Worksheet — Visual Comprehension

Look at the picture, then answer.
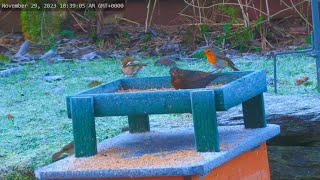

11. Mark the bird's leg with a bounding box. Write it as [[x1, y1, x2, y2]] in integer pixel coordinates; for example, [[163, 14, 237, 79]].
[[125, 75, 133, 78], [217, 68, 225, 73], [211, 69, 223, 73], [210, 69, 220, 73]]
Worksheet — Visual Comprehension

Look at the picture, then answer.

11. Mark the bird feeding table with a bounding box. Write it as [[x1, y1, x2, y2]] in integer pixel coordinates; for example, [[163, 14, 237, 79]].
[[66, 70, 267, 157]]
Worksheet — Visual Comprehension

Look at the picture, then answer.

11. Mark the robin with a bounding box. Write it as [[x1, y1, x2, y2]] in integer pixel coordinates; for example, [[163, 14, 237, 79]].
[[204, 49, 239, 71], [121, 57, 147, 77], [169, 67, 225, 89]]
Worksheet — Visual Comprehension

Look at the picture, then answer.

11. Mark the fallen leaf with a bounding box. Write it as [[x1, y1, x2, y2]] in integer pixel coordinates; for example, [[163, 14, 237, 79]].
[[88, 80, 102, 88], [6, 114, 13, 119], [295, 76, 309, 86]]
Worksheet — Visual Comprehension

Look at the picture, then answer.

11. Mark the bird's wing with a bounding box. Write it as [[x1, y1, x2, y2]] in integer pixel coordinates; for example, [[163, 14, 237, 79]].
[[182, 70, 211, 82], [217, 53, 236, 66]]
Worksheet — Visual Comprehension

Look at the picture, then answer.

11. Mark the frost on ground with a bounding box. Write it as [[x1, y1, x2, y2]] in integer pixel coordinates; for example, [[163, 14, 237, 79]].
[[0, 53, 318, 178]]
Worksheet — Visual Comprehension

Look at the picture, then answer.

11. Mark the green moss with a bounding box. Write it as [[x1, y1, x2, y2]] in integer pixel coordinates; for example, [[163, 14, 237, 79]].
[[4, 169, 35, 180], [0, 54, 10, 63], [199, 25, 209, 34], [305, 34, 312, 44], [19, 0, 65, 41], [60, 29, 75, 38], [43, 37, 58, 51]]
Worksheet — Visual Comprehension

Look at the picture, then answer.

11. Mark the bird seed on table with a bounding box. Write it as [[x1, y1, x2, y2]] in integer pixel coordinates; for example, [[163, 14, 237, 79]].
[[116, 84, 223, 93], [65, 148, 204, 170]]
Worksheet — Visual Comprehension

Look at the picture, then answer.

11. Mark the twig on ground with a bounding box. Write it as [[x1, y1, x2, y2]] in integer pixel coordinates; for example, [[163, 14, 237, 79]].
[[14, 40, 30, 58], [0, 67, 25, 77], [117, 17, 140, 26]]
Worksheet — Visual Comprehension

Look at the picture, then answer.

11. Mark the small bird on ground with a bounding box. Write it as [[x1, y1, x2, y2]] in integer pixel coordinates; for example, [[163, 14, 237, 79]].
[[169, 67, 225, 89], [203, 49, 239, 71], [52, 141, 74, 162], [121, 57, 147, 77]]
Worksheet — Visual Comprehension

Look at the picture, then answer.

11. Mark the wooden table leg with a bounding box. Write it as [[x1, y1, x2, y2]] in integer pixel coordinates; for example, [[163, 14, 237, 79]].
[[128, 114, 150, 133], [191, 90, 220, 152], [242, 93, 267, 128], [70, 97, 97, 157]]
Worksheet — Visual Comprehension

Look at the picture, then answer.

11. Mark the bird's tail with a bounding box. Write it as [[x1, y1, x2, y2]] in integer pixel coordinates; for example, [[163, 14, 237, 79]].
[[207, 73, 223, 83], [208, 73, 233, 83], [52, 141, 74, 161], [52, 151, 63, 162], [229, 63, 239, 71]]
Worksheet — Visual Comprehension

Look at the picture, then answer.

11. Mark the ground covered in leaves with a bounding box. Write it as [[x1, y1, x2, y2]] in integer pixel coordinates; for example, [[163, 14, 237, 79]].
[[0, 52, 318, 179]]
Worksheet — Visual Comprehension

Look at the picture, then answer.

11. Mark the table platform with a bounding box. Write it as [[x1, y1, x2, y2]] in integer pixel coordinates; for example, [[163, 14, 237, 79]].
[[35, 124, 280, 180]]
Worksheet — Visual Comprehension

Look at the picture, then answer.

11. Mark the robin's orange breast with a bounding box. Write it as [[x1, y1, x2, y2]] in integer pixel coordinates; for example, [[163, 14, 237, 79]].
[[205, 51, 217, 65]]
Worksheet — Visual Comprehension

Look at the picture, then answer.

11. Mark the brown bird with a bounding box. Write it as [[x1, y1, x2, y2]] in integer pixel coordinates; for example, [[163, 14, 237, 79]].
[[169, 67, 224, 89], [121, 57, 147, 77], [52, 141, 74, 162], [204, 49, 239, 71]]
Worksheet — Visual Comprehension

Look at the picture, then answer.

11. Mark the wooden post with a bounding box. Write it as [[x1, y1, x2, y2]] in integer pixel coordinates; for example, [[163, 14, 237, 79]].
[[311, 0, 320, 87], [242, 93, 266, 128], [70, 97, 97, 157], [190, 90, 220, 152], [128, 114, 150, 133]]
